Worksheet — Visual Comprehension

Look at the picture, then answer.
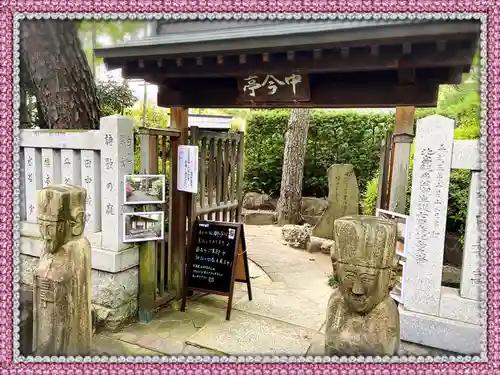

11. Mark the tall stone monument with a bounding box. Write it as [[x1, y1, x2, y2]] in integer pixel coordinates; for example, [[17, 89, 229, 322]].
[[33, 184, 92, 356], [312, 164, 359, 240], [324, 215, 400, 357]]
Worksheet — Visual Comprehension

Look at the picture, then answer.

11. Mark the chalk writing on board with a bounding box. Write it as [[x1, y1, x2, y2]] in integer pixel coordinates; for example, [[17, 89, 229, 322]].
[[188, 223, 239, 293], [104, 134, 114, 146]]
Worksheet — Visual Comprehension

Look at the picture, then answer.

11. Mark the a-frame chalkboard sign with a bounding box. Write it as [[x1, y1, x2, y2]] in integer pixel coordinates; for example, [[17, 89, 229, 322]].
[[181, 220, 252, 320]]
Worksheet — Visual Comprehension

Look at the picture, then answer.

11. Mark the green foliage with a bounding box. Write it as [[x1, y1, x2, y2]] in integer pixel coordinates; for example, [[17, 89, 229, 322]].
[[124, 105, 170, 128], [362, 176, 379, 215], [78, 20, 146, 66], [244, 109, 393, 197], [327, 273, 339, 287], [96, 80, 137, 117]]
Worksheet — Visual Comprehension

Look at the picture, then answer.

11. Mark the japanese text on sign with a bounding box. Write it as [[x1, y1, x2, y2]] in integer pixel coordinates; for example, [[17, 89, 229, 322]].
[[243, 74, 302, 97], [177, 145, 199, 194]]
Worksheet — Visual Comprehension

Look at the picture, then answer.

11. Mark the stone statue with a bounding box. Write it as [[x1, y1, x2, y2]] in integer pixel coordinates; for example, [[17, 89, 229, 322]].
[[324, 215, 400, 357], [33, 185, 92, 356]]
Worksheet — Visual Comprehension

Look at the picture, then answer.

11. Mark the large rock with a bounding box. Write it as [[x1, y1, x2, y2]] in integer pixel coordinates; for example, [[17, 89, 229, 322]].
[[242, 192, 277, 211], [243, 210, 277, 225], [282, 224, 313, 249], [308, 236, 335, 255], [312, 165, 360, 240], [301, 197, 328, 226], [301, 197, 328, 216]]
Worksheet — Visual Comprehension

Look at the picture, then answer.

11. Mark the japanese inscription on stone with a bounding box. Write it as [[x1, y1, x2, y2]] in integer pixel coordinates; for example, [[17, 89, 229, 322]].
[[238, 74, 310, 102]]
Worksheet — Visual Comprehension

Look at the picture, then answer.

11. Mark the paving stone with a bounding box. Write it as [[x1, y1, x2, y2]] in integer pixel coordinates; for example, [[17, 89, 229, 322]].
[[234, 288, 327, 331], [92, 334, 163, 356], [185, 310, 318, 356]]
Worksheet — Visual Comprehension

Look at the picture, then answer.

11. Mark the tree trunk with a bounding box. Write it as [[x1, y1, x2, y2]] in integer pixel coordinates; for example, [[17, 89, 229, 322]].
[[20, 20, 100, 130], [276, 108, 311, 226]]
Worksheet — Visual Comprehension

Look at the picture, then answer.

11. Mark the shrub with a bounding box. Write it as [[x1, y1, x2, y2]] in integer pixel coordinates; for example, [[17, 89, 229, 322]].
[[244, 109, 393, 197]]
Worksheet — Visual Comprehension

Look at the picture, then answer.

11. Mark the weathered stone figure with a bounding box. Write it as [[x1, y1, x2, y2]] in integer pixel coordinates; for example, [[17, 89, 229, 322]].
[[324, 215, 400, 357], [33, 185, 92, 356]]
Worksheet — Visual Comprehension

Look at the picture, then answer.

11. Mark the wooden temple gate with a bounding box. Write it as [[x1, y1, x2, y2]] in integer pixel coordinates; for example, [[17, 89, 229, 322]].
[[95, 18, 481, 350], [136, 123, 244, 320]]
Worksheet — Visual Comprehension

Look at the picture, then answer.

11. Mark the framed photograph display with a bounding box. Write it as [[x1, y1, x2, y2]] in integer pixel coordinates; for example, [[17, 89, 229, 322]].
[[124, 175, 166, 205], [123, 211, 165, 243]]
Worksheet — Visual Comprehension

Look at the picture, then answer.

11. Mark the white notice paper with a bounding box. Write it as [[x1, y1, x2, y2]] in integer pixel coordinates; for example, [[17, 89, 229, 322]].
[[177, 145, 199, 194]]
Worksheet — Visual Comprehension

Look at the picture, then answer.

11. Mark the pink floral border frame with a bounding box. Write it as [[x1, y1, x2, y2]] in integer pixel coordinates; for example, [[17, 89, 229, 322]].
[[1, 2, 498, 373]]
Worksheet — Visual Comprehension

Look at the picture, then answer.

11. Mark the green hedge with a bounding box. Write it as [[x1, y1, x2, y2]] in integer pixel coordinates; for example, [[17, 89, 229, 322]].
[[244, 109, 393, 197]]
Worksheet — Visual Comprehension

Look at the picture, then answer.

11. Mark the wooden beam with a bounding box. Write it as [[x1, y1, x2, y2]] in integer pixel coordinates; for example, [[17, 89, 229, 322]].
[[158, 81, 439, 108], [388, 106, 415, 214], [122, 44, 475, 79], [168, 108, 189, 300]]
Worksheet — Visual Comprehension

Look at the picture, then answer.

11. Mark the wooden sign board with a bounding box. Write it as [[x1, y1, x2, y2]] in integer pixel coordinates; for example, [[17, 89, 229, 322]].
[[181, 220, 252, 320], [237, 74, 310, 102]]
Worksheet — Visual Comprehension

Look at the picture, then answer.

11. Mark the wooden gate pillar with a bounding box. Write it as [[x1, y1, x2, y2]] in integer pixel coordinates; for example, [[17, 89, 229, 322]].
[[169, 108, 190, 301], [388, 106, 415, 214]]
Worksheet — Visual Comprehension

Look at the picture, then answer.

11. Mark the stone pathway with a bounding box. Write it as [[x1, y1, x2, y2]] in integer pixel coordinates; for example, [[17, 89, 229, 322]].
[[91, 224, 457, 357], [93, 225, 331, 356]]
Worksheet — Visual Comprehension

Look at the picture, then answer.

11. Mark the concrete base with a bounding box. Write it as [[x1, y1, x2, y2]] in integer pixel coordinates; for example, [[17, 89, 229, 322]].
[[399, 305, 484, 355]]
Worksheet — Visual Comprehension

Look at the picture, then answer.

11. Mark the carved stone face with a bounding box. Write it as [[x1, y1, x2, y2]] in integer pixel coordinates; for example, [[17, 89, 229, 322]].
[[336, 263, 391, 314], [38, 218, 67, 254]]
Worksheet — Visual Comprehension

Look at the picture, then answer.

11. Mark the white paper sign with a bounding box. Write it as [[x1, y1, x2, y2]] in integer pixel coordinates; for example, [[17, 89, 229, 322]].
[[177, 145, 199, 194]]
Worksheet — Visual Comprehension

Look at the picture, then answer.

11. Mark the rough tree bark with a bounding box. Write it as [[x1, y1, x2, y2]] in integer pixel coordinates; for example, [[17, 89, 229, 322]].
[[20, 20, 100, 130], [276, 108, 311, 226]]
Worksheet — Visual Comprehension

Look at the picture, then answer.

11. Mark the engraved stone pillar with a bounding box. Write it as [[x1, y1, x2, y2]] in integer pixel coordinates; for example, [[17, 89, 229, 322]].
[[33, 184, 92, 356], [324, 215, 400, 357], [312, 164, 359, 240]]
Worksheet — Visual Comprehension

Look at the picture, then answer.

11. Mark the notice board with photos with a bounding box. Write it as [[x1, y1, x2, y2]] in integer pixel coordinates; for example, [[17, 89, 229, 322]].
[[181, 220, 252, 320]]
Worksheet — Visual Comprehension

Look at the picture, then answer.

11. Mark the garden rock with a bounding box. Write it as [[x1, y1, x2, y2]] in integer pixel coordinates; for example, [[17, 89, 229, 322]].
[[312, 164, 360, 240], [243, 210, 277, 225], [243, 192, 277, 211], [308, 236, 335, 255], [301, 197, 328, 216], [282, 224, 313, 249]]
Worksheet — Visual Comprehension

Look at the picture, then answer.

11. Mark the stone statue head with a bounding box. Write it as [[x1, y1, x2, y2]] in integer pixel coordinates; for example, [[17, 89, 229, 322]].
[[36, 185, 87, 254], [334, 215, 396, 314]]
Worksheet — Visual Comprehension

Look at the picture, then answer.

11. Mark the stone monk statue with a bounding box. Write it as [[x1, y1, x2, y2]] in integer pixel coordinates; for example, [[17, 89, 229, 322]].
[[33, 184, 92, 356], [324, 215, 400, 357]]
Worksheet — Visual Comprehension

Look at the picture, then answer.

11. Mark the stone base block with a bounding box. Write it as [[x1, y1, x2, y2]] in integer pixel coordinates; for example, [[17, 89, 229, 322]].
[[399, 305, 484, 355], [20, 254, 138, 332]]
